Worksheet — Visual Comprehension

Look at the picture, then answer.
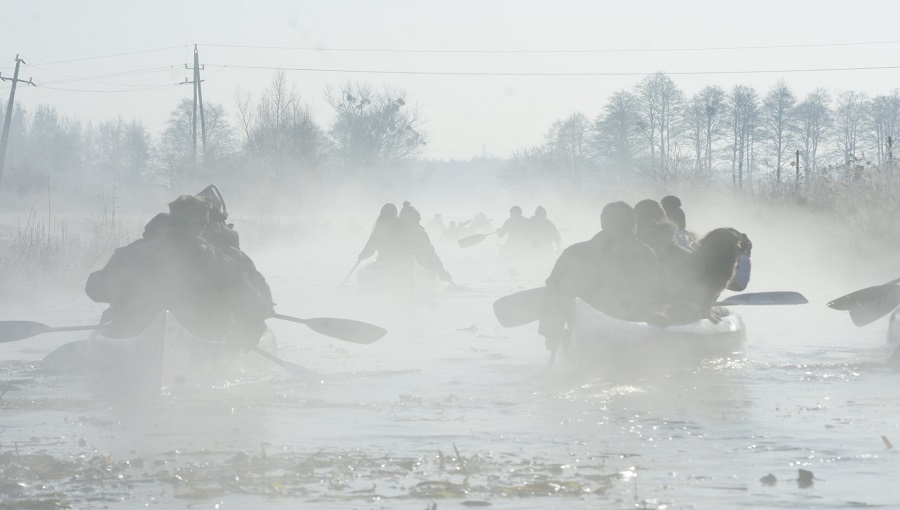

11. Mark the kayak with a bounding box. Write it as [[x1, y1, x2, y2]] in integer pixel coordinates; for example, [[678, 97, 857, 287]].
[[566, 298, 746, 370], [357, 257, 439, 295], [40, 311, 278, 393], [889, 307, 900, 346]]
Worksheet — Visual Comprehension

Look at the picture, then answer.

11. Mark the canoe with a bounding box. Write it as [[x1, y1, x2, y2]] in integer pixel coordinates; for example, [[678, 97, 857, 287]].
[[888, 307, 900, 346], [357, 257, 439, 295], [40, 311, 278, 394], [566, 298, 746, 370]]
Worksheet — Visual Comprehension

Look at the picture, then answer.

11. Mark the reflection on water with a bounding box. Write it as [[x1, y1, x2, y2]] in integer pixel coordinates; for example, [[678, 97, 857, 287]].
[[2, 243, 900, 509]]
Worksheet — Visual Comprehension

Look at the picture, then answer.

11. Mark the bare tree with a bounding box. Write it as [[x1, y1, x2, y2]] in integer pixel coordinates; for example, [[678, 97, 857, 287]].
[[685, 85, 727, 177], [794, 89, 831, 179], [235, 72, 326, 177], [761, 81, 797, 183], [152, 98, 235, 191], [327, 82, 427, 174], [637, 72, 685, 182], [728, 85, 759, 188], [869, 90, 900, 168], [831, 90, 869, 181], [593, 90, 644, 182], [545, 113, 592, 188]]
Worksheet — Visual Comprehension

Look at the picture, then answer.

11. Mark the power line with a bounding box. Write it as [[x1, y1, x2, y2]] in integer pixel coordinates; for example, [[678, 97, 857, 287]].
[[38, 83, 182, 93], [28, 45, 188, 66], [203, 63, 900, 77], [201, 39, 900, 54], [26, 64, 181, 86]]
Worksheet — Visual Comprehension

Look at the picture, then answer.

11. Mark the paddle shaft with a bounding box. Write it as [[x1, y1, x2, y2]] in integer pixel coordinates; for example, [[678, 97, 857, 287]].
[[47, 325, 101, 333], [251, 346, 320, 380], [341, 260, 362, 285], [271, 313, 308, 325]]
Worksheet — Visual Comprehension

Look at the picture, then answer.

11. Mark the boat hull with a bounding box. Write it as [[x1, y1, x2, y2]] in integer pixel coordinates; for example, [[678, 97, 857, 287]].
[[567, 298, 746, 372], [357, 257, 438, 295], [41, 311, 278, 393]]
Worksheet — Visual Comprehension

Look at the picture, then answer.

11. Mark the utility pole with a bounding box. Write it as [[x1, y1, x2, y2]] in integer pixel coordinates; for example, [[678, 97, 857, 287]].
[[184, 45, 205, 168], [0, 54, 36, 188]]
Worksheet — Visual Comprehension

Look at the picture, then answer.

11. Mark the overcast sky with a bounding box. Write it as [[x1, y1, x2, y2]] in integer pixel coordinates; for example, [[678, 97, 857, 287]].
[[3, 0, 900, 160]]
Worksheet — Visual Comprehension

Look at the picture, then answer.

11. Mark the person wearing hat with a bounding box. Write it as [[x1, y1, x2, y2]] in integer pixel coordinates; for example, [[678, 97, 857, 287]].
[[86, 193, 273, 346]]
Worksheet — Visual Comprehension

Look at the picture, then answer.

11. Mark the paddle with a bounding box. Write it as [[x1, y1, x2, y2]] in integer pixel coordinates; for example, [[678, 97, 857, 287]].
[[493, 288, 808, 328], [458, 230, 497, 248], [493, 287, 544, 327], [827, 277, 900, 327], [251, 346, 322, 380], [0, 322, 100, 343], [1, 314, 387, 345], [713, 291, 808, 306], [270, 313, 386, 344], [341, 260, 362, 285], [827, 277, 900, 311]]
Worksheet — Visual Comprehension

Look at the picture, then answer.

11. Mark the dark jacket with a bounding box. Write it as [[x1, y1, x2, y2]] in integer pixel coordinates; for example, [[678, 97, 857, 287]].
[[538, 230, 658, 347], [86, 219, 272, 346]]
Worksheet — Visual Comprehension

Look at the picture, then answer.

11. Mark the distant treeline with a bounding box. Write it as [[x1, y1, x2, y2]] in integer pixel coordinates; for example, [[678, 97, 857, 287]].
[[3, 71, 900, 209], [503, 72, 900, 201], [0, 72, 426, 204]]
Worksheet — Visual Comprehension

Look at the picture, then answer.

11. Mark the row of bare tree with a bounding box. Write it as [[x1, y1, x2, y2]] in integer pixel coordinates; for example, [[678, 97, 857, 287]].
[[505, 72, 900, 194], [0, 72, 427, 199]]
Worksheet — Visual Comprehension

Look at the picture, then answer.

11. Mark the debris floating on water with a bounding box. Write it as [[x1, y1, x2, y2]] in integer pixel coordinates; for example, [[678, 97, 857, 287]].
[[798, 469, 814, 488], [759, 474, 777, 486], [881, 435, 894, 449]]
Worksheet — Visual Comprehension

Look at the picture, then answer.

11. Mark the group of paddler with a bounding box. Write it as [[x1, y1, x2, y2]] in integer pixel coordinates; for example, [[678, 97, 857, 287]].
[[2, 184, 897, 372]]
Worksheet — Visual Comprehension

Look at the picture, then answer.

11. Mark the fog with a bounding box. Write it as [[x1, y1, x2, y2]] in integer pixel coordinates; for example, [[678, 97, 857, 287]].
[[5, 2, 900, 505]]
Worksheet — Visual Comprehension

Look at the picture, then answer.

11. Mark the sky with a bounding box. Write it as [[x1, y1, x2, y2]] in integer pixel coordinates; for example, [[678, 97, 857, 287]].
[[3, 0, 900, 160]]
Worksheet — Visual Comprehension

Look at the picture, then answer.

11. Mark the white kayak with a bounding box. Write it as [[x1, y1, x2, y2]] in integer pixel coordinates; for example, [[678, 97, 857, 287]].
[[357, 257, 440, 295], [40, 311, 278, 393], [566, 298, 746, 370], [888, 307, 900, 346]]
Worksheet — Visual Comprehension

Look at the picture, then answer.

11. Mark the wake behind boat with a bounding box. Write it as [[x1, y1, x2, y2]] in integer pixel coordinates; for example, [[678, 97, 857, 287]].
[[564, 298, 746, 372], [40, 310, 279, 394]]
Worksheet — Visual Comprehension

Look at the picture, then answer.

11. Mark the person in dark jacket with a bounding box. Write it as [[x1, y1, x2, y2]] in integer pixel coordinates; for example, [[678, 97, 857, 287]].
[[528, 206, 562, 254], [396, 201, 452, 281], [86, 194, 273, 347], [538, 201, 658, 352], [635, 199, 692, 269], [659, 195, 751, 291], [656, 227, 747, 325], [358, 203, 399, 263], [660, 195, 700, 253]]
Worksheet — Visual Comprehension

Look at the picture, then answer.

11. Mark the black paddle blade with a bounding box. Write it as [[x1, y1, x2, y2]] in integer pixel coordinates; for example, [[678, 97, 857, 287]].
[[302, 317, 387, 344], [0, 321, 52, 343], [715, 291, 808, 306], [458, 234, 486, 248], [493, 287, 544, 327], [847, 286, 900, 327], [827, 278, 900, 311]]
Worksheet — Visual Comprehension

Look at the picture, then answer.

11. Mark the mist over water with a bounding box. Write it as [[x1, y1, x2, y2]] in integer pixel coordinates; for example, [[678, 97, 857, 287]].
[[1, 178, 899, 509]]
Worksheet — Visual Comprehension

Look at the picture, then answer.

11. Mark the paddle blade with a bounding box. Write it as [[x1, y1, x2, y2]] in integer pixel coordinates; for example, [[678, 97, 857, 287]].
[[252, 347, 322, 381], [458, 234, 487, 248], [493, 287, 544, 327], [715, 291, 808, 306], [0, 321, 52, 343], [847, 286, 900, 326], [302, 317, 387, 344]]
